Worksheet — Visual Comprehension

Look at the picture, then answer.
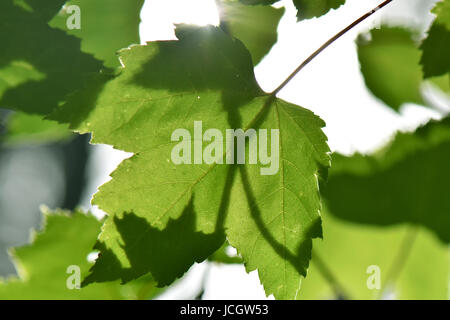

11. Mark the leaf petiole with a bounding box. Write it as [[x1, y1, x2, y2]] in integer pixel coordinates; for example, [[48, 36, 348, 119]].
[[271, 0, 394, 96]]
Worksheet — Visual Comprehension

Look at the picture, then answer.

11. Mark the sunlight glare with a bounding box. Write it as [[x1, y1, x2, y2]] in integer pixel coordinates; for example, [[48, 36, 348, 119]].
[[140, 0, 219, 42]]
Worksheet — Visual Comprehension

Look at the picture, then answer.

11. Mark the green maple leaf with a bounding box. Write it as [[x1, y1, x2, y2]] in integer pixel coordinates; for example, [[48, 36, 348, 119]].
[[357, 27, 426, 111], [0, 209, 162, 300], [420, 0, 450, 78], [220, 0, 285, 65], [240, 0, 345, 21], [322, 117, 450, 243], [51, 25, 330, 299]]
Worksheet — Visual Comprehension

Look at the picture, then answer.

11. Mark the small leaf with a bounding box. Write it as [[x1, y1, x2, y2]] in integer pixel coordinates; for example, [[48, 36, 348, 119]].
[[0, 209, 162, 300], [357, 27, 425, 111], [420, 0, 450, 78]]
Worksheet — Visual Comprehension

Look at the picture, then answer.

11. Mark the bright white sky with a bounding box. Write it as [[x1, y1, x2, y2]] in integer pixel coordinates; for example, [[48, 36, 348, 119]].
[[82, 0, 447, 299]]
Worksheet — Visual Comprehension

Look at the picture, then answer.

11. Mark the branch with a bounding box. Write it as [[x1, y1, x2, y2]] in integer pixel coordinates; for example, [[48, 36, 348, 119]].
[[312, 252, 351, 299], [377, 226, 419, 299], [271, 0, 394, 96]]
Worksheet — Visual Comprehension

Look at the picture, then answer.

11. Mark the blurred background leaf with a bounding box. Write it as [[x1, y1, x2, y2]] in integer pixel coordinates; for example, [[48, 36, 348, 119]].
[[357, 27, 426, 112], [0, 209, 163, 300], [218, 0, 284, 65], [49, 0, 145, 68], [0, 0, 103, 115], [2, 112, 71, 145], [298, 210, 448, 300], [322, 117, 450, 243]]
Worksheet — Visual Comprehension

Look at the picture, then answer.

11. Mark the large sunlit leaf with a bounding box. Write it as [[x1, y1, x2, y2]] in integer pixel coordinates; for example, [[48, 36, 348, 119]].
[[51, 25, 330, 299]]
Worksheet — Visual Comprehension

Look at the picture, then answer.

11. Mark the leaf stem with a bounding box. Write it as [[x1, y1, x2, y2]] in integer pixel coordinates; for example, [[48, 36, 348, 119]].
[[312, 252, 351, 299], [271, 0, 394, 96], [377, 226, 419, 299]]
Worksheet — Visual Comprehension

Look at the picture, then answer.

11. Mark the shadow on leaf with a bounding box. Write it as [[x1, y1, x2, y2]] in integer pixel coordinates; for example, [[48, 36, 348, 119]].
[[85, 196, 225, 287]]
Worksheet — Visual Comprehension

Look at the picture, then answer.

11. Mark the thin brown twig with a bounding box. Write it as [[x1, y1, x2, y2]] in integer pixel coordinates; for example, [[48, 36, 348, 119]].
[[271, 0, 394, 96]]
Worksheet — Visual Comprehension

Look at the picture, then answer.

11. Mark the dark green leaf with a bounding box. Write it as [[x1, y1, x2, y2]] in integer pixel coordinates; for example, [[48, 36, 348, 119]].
[[323, 118, 450, 243], [420, 0, 450, 78]]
